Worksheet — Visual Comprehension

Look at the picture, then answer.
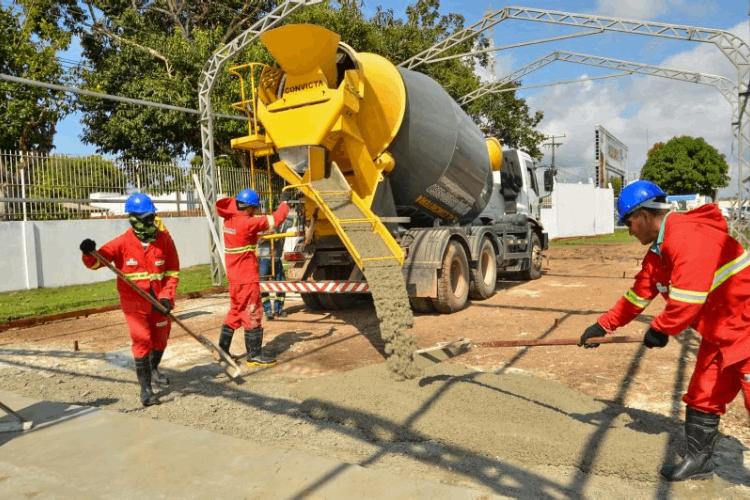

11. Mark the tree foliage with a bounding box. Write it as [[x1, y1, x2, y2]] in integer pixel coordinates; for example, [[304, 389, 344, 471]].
[[640, 136, 729, 196], [73, 0, 545, 161], [0, 1, 80, 152]]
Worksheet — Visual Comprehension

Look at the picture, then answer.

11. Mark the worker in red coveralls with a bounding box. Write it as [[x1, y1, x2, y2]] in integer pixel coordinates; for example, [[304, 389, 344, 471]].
[[578, 180, 750, 482], [215, 188, 289, 366], [79, 193, 180, 407]]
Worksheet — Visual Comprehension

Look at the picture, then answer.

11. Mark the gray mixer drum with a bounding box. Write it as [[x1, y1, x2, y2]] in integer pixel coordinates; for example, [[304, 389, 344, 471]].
[[388, 68, 493, 224]]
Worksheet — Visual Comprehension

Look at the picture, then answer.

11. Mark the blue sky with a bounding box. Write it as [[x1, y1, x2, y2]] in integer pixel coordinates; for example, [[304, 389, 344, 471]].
[[53, 0, 749, 194]]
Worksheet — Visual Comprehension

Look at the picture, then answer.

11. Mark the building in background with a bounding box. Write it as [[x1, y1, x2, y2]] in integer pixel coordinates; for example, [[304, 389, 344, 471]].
[[667, 193, 711, 212], [594, 125, 628, 189]]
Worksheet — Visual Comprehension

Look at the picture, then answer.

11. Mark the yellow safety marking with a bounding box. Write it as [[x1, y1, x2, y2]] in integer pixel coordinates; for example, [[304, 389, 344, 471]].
[[164, 271, 180, 278], [123, 272, 153, 281], [668, 286, 708, 305], [225, 244, 258, 255], [623, 289, 650, 309], [710, 251, 750, 291]]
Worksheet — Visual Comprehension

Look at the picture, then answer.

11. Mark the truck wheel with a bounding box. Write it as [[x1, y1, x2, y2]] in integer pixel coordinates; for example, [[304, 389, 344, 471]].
[[432, 241, 469, 313], [521, 232, 543, 280], [409, 297, 435, 313], [301, 293, 323, 311], [469, 237, 497, 300]]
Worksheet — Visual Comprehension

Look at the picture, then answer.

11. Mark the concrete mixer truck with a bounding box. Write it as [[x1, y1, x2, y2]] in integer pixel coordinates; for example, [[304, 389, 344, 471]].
[[229, 24, 553, 313]]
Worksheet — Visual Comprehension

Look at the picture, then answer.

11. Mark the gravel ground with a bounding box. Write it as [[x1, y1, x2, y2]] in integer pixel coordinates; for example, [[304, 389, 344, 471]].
[[1, 241, 748, 497]]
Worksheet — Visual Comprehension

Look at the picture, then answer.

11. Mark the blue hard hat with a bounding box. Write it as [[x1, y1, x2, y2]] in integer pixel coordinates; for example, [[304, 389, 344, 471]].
[[617, 180, 667, 224], [236, 188, 260, 207], [125, 192, 156, 215]]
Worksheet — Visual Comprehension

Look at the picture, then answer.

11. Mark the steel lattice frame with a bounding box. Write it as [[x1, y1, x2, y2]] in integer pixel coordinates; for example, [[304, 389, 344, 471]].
[[461, 51, 737, 106], [403, 5, 750, 242], [198, 0, 318, 285]]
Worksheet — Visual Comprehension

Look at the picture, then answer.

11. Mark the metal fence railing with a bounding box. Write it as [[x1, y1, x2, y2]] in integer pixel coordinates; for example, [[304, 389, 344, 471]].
[[0, 149, 286, 221]]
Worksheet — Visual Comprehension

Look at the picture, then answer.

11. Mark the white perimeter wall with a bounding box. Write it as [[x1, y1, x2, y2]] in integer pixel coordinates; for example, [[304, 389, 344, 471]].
[[541, 183, 614, 239], [0, 218, 211, 292]]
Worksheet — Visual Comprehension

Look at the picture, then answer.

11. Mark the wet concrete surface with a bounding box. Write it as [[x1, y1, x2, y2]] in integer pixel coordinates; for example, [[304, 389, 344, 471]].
[[1, 241, 749, 497], [0, 390, 492, 499]]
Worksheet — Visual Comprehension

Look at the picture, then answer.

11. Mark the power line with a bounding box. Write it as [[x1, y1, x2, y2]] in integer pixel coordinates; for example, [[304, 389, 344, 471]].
[[0, 73, 248, 122]]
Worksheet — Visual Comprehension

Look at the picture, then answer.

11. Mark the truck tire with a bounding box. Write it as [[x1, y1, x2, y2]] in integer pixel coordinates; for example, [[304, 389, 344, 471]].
[[301, 293, 323, 311], [432, 241, 470, 313], [521, 232, 543, 280], [469, 237, 497, 300], [409, 297, 435, 313]]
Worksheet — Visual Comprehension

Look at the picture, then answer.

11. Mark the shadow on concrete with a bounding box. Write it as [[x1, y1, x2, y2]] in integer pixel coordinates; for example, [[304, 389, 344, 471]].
[[166, 364, 574, 499], [3, 323, 747, 496], [0, 397, 117, 447], [264, 327, 336, 357], [175, 310, 213, 320]]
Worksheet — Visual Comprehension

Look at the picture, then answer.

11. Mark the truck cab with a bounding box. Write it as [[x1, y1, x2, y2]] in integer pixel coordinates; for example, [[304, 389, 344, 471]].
[[479, 148, 543, 223]]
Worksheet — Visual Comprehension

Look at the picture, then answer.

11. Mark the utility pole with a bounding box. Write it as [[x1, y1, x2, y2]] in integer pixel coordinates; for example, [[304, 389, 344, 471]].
[[543, 134, 566, 176]]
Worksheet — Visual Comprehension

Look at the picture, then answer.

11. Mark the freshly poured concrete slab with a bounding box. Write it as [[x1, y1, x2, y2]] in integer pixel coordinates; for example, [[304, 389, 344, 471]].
[[0, 391, 490, 499]]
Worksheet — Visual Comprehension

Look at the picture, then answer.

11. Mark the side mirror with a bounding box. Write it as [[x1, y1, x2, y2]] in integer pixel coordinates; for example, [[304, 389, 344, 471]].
[[543, 168, 555, 193]]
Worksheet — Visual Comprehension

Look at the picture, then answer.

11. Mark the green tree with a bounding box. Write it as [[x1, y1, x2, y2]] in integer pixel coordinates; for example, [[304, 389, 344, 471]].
[[28, 154, 127, 219], [0, 1, 80, 152], [640, 136, 729, 197], [609, 176, 623, 197], [74, 0, 545, 161], [75, 0, 271, 161]]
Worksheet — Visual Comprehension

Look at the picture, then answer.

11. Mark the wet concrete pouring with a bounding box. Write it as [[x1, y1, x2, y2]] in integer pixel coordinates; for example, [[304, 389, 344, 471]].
[[314, 174, 420, 380], [1, 241, 749, 498]]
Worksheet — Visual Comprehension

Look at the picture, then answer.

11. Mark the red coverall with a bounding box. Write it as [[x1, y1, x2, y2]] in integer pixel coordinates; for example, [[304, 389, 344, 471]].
[[598, 204, 750, 415], [83, 229, 180, 358], [216, 198, 289, 330]]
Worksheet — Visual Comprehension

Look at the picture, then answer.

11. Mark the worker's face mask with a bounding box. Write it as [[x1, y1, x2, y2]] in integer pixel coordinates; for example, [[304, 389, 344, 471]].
[[129, 213, 157, 242]]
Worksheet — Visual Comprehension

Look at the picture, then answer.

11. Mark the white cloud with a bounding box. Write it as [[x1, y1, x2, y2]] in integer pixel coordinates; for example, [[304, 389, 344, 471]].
[[527, 21, 747, 197], [475, 41, 515, 83], [596, 0, 668, 20], [595, 0, 717, 20]]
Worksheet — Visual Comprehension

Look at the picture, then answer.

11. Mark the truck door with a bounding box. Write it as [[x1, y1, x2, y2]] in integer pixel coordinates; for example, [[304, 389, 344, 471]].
[[521, 157, 540, 219]]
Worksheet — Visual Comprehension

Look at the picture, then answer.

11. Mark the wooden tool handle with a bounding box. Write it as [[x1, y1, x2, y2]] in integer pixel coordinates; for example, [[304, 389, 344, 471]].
[[90, 250, 242, 379], [475, 335, 641, 348]]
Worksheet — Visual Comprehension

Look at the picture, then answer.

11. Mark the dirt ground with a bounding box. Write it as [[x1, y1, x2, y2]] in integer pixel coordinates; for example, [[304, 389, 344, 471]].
[[1, 240, 749, 498]]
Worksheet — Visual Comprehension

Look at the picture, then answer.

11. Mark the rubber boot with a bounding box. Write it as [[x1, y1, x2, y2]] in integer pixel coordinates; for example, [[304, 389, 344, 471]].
[[661, 407, 720, 481], [262, 298, 275, 321], [150, 349, 169, 386], [274, 301, 286, 318], [134, 356, 159, 407], [245, 328, 277, 366], [218, 324, 234, 355]]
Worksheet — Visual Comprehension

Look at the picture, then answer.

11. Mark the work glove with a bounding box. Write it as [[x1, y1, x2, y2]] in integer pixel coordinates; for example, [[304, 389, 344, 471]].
[[643, 327, 669, 349], [154, 298, 172, 314], [279, 189, 293, 202], [578, 322, 606, 349], [79, 238, 96, 253]]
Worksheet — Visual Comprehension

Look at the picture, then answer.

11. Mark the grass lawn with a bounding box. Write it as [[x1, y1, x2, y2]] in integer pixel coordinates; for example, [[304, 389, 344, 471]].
[[550, 229, 633, 247], [0, 264, 222, 323]]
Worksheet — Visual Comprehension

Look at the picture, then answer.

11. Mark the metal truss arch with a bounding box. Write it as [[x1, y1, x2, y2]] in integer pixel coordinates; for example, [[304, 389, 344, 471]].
[[197, 0, 319, 285], [408, 5, 748, 242], [463, 51, 738, 107]]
